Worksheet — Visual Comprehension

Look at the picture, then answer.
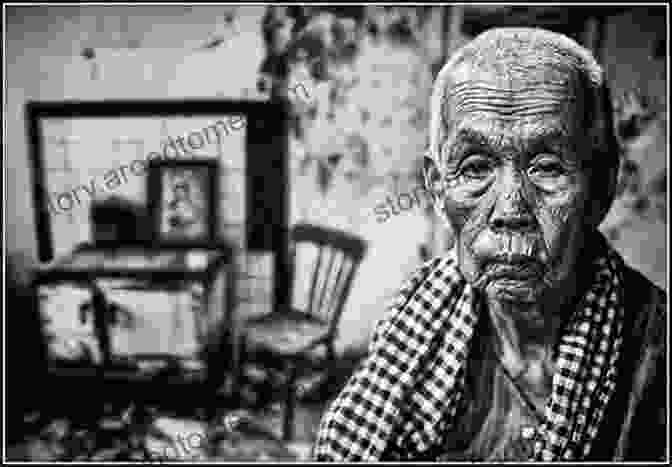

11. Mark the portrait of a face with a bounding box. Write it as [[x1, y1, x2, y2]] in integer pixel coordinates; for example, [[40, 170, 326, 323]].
[[160, 168, 209, 240], [428, 61, 598, 304]]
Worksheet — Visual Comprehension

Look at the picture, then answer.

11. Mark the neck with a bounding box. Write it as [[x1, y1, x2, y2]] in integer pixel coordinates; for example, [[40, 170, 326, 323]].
[[487, 300, 560, 368], [484, 299, 560, 411]]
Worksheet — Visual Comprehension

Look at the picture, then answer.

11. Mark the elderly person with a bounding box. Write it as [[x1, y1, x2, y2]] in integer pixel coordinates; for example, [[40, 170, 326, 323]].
[[313, 27, 666, 462]]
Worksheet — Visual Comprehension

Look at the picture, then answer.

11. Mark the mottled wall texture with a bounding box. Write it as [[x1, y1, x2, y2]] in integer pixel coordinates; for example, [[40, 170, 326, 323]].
[[6, 6, 667, 358]]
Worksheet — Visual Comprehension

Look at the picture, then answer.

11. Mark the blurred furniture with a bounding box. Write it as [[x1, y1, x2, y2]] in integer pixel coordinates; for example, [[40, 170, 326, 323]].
[[236, 223, 367, 441], [6, 252, 49, 446], [33, 243, 234, 459], [26, 97, 290, 303], [90, 197, 152, 246], [27, 97, 292, 359], [26, 97, 293, 459]]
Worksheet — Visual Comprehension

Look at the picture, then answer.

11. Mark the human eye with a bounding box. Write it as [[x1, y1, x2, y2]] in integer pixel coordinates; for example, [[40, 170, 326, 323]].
[[459, 154, 496, 180], [527, 155, 568, 179]]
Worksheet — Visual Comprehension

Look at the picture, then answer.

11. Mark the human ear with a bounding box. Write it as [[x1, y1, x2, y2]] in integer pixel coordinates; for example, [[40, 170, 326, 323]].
[[423, 153, 442, 198], [424, 153, 450, 223]]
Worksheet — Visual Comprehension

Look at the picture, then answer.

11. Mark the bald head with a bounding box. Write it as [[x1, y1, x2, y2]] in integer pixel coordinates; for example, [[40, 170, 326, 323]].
[[430, 28, 616, 165]]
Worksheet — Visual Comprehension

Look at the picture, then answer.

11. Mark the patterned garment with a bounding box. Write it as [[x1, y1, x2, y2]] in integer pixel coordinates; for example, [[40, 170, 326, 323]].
[[314, 232, 626, 461]]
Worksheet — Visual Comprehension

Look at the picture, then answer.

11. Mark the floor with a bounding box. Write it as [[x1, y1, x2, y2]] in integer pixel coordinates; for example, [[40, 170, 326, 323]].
[[7, 405, 323, 461], [6, 361, 358, 462]]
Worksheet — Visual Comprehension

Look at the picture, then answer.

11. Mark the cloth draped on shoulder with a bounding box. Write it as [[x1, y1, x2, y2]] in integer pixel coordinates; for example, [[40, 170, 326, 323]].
[[313, 232, 628, 461]]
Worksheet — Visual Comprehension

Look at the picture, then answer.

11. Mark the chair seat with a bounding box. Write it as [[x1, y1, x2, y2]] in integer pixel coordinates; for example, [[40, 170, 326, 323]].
[[244, 311, 330, 357]]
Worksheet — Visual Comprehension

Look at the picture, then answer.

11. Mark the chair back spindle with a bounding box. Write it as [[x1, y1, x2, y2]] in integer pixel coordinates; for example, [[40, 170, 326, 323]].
[[290, 224, 367, 335]]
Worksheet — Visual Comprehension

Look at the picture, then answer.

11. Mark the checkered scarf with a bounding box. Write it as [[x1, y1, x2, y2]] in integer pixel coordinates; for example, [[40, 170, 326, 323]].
[[314, 233, 626, 461]]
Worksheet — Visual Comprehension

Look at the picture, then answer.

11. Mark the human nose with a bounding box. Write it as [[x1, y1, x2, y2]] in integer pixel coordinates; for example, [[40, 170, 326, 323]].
[[489, 168, 536, 231]]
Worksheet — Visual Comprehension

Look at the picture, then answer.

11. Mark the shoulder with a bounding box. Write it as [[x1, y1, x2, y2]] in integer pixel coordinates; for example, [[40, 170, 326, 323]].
[[621, 264, 666, 352], [622, 264, 666, 306], [615, 264, 667, 461]]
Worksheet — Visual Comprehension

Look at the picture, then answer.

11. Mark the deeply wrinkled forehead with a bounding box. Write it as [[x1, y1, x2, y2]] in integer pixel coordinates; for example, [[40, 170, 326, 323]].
[[429, 28, 602, 154], [440, 62, 586, 143], [446, 59, 580, 98]]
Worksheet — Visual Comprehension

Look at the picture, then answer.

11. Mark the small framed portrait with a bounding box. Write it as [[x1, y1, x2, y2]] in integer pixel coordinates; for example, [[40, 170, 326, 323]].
[[147, 159, 219, 247]]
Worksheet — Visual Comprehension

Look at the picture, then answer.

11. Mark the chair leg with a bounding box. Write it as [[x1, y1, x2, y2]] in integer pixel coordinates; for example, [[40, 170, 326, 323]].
[[233, 333, 247, 403], [316, 341, 337, 400], [282, 362, 297, 442], [326, 341, 336, 383]]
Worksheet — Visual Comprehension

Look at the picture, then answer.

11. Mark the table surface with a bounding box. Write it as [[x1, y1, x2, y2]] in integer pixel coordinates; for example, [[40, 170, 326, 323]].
[[35, 245, 230, 282]]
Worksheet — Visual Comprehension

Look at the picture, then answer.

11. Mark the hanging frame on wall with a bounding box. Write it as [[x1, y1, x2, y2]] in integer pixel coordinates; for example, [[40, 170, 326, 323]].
[[26, 98, 290, 262], [146, 158, 220, 249]]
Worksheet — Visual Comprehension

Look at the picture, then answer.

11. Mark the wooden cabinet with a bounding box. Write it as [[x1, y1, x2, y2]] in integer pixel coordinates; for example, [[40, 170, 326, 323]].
[[34, 246, 233, 384]]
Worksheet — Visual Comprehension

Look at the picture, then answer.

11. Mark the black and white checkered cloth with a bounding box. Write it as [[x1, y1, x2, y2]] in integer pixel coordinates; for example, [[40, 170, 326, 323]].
[[314, 233, 626, 461]]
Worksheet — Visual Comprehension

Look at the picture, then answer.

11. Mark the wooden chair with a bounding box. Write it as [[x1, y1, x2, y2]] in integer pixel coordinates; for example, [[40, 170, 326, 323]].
[[237, 223, 367, 441]]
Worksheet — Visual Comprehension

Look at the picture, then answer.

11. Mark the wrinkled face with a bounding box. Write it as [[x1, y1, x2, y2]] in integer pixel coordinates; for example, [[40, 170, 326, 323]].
[[428, 63, 594, 303]]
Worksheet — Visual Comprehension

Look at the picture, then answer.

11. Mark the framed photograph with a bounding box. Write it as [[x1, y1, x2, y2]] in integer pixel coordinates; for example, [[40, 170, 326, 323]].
[[147, 159, 219, 248]]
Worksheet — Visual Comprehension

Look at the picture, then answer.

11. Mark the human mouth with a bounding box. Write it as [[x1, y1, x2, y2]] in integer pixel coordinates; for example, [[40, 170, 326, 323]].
[[483, 232, 547, 279], [484, 257, 544, 280]]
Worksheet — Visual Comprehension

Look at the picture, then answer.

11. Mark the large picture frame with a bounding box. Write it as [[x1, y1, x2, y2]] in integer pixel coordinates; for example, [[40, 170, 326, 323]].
[[27, 98, 291, 316], [147, 158, 219, 248], [26, 99, 289, 258]]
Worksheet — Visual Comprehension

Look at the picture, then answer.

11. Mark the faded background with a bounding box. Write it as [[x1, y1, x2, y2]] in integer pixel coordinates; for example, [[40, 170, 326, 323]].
[[5, 4, 668, 461]]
